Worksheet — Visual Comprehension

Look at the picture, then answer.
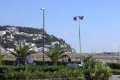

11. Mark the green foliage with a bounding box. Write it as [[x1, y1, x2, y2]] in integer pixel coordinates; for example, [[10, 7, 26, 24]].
[[0, 65, 84, 80], [0, 59, 113, 80], [81, 56, 111, 80], [0, 25, 7, 30], [45, 44, 68, 65], [14, 34, 32, 41], [46, 35, 59, 43], [2, 60, 14, 65], [17, 27, 43, 34], [10, 44, 35, 58], [2, 60, 68, 66], [107, 63, 120, 69], [107, 63, 120, 74], [0, 53, 4, 65], [111, 69, 120, 74]]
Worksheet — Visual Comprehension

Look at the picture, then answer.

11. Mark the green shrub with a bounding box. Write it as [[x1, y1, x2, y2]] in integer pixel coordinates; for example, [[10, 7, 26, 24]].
[[111, 69, 120, 75], [0, 58, 112, 80], [0, 65, 84, 79], [107, 63, 120, 69], [81, 56, 111, 80], [2, 60, 15, 65]]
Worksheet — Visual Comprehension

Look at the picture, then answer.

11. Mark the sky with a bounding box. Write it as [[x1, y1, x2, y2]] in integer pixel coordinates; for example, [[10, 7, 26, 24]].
[[0, 0, 120, 53]]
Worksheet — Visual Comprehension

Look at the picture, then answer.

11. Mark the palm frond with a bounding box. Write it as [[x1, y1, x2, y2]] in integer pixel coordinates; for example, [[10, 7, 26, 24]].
[[10, 52, 18, 57], [45, 44, 67, 65], [9, 44, 35, 58]]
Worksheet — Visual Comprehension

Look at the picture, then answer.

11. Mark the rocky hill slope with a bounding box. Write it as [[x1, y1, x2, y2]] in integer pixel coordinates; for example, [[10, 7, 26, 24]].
[[0, 25, 72, 53]]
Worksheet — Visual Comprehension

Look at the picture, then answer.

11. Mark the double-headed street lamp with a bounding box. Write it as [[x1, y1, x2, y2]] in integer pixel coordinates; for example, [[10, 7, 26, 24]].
[[73, 16, 84, 54], [41, 8, 45, 64]]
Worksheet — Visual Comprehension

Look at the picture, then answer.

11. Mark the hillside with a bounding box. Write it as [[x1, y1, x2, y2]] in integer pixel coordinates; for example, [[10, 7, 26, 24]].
[[0, 25, 72, 53]]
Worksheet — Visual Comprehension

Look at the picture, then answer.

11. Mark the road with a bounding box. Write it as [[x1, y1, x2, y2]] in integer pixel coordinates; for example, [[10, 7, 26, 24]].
[[112, 75, 120, 80]]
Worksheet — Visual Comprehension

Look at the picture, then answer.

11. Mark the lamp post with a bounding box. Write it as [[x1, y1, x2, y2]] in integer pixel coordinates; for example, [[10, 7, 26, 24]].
[[73, 16, 84, 54], [41, 8, 45, 65]]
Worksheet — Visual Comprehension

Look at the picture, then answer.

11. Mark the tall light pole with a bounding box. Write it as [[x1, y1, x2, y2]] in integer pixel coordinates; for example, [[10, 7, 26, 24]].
[[41, 8, 45, 65], [73, 16, 84, 54]]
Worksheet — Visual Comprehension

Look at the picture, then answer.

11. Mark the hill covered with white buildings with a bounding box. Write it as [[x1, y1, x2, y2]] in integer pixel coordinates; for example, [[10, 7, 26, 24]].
[[0, 25, 74, 54]]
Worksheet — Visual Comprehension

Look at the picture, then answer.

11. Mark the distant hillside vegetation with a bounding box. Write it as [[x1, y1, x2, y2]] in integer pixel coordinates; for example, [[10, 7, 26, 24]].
[[0, 25, 71, 50]]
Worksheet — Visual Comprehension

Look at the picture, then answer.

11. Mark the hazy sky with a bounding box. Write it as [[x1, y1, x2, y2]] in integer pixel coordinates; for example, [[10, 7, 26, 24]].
[[0, 0, 120, 53]]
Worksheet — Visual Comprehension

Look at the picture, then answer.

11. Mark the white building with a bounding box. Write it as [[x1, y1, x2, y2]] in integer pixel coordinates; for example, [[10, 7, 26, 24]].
[[0, 31, 6, 36], [51, 41, 59, 46]]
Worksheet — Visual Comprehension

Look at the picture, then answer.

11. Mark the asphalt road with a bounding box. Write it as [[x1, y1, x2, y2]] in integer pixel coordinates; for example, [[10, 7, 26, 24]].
[[112, 75, 120, 80]]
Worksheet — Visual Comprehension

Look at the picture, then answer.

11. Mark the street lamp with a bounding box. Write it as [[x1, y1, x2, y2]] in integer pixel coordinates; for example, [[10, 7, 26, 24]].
[[41, 8, 45, 65], [73, 16, 84, 54]]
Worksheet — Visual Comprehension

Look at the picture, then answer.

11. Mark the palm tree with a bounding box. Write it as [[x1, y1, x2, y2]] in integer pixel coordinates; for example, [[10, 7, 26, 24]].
[[45, 44, 68, 65], [9, 44, 35, 65]]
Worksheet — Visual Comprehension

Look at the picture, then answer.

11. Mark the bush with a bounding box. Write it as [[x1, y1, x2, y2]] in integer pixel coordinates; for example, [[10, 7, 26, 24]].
[[0, 65, 84, 80], [2, 60, 15, 65], [34, 61, 68, 66], [107, 63, 120, 69], [81, 56, 111, 80], [0, 56, 112, 80], [2, 60, 68, 66], [111, 69, 120, 75]]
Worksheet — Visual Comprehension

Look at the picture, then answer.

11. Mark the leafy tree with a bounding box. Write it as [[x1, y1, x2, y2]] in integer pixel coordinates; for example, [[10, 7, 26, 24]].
[[45, 44, 68, 65]]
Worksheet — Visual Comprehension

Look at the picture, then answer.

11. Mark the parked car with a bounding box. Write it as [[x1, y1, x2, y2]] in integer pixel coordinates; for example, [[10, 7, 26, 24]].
[[15, 57, 34, 65], [67, 61, 83, 68]]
